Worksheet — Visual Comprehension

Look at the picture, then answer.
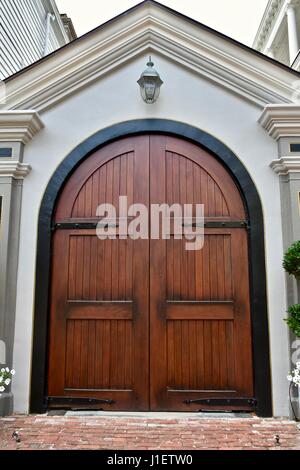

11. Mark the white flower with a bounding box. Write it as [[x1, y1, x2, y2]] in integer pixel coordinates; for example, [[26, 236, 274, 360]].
[[0, 377, 3, 383], [5, 367, 9, 372], [0, 386, 5, 393], [287, 366, 300, 387], [4, 379, 10, 386], [11, 369, 15, 376], [1, 368, 5, 373]]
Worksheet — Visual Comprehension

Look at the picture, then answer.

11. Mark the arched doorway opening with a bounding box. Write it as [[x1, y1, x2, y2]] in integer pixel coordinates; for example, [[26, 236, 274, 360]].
[[31, 121, 272, 416]]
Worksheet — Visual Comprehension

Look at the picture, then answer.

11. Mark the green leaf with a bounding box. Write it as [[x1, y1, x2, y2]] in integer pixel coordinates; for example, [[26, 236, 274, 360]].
[[285, 304, 300, 337], [283, 241, 300, 278]]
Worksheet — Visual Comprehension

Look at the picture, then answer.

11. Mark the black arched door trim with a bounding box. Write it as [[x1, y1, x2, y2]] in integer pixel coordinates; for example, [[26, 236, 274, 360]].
[[31, 119, 272, 417]]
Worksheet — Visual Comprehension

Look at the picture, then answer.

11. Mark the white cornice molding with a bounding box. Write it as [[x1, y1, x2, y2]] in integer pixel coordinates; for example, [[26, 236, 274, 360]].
[[270, 156, 300, 174], [253, 0, 285, 51], [259, 104, 300, 139], [254, 0, 300, 51], [0, 111, 44, 144], [0, 161, 32, 179], [1, 3, 298, 112]]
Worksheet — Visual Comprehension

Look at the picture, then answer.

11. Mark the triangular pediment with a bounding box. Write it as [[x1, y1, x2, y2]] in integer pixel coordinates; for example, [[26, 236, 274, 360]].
[[2, 0, 299, 111]]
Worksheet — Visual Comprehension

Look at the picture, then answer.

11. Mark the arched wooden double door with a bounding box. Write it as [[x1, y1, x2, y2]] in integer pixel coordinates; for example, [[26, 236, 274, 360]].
[[48, 135, 254, 411]]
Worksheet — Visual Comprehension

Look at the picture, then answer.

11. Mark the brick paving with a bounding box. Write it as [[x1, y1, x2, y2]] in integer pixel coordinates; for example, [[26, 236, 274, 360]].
[[0, 414, 299, 450]]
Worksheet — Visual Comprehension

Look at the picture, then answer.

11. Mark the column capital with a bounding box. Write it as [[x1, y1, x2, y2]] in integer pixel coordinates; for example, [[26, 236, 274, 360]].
[[285, 0, 300, 63], [285, 0, 300, 13], [0, 161, 31, 179], [286, 1, 295, 13], [0, 111, 44, 144], [259, 104, 300, 140], [270, 156, 300, 174]]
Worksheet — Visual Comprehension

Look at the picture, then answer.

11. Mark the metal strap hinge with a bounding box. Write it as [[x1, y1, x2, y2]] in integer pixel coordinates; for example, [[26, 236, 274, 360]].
[[53, 221, 250, 231], [47, 396, 115, 407], [184, 398, 257, 409]]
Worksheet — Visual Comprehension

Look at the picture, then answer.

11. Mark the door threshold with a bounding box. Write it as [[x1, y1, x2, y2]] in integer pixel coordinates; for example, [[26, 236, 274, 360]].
[[47, 410, 254, 419]]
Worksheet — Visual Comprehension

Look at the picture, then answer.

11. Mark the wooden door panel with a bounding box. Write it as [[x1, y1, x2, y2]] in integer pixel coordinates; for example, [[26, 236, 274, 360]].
[[165, 151, 230, 217], [149, 135, 253, 411], [48, 134, 254, 412], [63, 233, 134, 392], [72, 152, 135, 219], [166, 302, 234, 320], [66, 303, 133, 320], [48, 136, 149, 410], [166, 319, 235, 391], [65, 319, 133, 390], [67, 234, 134, 301], [166, 233, 234, 301], [164, 138, 245, 219]]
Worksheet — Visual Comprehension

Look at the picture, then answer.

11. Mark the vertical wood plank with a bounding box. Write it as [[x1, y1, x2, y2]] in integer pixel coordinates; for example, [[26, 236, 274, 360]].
[[87, 320, 96, 389], [196, 321, 204, 389], [167, 321, 175, 388], [204, 321, 212, 389], [49, 135, 253, 412], [65, 320, 74, 388], [181, 320, 190, 387]]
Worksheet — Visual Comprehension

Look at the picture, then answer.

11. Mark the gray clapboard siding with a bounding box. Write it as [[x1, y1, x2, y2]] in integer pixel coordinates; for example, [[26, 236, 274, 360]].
[[0, 0, 71, 80]]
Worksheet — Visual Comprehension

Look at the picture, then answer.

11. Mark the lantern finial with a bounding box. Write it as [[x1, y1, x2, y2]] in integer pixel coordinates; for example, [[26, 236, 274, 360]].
[[137, 57, 163, 104], [147, 56, 154, 67]]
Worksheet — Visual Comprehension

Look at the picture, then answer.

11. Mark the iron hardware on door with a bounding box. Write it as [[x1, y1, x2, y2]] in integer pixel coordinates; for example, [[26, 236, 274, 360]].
[[183, 398, 257, 410], [53, 222, 119, 230], [47, 135, 254, 412], [47, 397, 115, 407], [182, 221, 249, 229]]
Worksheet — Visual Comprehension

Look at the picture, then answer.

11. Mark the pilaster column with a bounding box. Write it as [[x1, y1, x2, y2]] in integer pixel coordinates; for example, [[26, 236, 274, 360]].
[[259, 104, 300, 418], [286, 2, 300, 64], [0, 111, 44, 416]]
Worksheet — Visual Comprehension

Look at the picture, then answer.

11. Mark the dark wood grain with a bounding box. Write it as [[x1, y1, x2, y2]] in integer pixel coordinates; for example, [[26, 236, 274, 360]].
[[149, 135, 253, 411], [48, 136, 150, 410], [48, 134, 253, 411]]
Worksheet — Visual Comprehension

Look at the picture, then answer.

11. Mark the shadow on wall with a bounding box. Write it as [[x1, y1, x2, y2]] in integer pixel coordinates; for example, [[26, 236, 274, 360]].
[[0, 340, 5, 364]]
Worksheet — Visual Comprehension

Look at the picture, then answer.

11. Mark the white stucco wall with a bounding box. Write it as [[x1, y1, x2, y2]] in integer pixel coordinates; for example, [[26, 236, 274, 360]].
[[12, 54, 290, 416]]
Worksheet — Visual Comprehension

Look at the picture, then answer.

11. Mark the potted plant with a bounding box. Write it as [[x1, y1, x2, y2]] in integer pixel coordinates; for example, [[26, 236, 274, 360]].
[[283, 241, 300, 421], [283, 241, 300, 278], [288, 363, 300, 389], [0, 368, 15, 417], [284, 304, 300, 338], [285, 303, 300, 420], [0, 367, 15, 395], [287, 362, 300, 421]]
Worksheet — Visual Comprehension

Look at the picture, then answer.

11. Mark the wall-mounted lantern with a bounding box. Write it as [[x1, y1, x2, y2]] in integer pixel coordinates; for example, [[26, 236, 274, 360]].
[[137, 57, 163, 104]]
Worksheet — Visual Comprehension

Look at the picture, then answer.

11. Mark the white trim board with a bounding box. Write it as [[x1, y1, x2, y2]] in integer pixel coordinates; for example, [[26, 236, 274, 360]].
[[1, 1, 300, 112]]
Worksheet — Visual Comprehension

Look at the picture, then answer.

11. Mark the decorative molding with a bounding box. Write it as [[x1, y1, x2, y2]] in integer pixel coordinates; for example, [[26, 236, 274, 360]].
[[259, 104, 300, 139], [254, 0, 300, 51], [1, 2, 299, 112], [284, 0, 300, 15], [0, 111, 44, 144], [31, 119, 272, 417], [270, 156, 300, 174], [253, 0, 285, 51], [0, 161, 32, 179]]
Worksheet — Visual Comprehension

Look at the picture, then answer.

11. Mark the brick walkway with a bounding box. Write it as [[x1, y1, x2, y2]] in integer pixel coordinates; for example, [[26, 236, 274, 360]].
[[0, 414, 299, 450]]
